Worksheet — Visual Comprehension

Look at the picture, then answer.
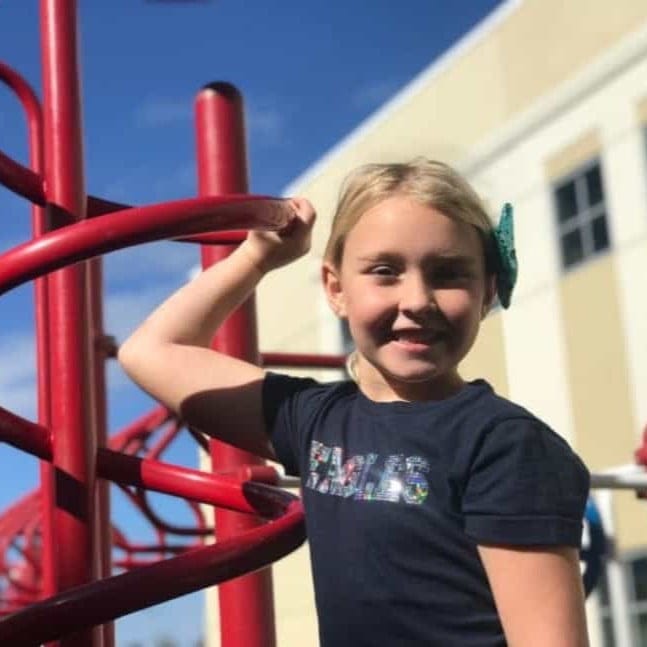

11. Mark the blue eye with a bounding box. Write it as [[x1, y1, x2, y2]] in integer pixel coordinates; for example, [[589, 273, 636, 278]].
[[370, 264, 396, 276]]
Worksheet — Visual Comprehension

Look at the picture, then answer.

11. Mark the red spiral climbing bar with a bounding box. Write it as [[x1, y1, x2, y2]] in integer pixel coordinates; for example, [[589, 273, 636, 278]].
[[0, 2, 352, 646]]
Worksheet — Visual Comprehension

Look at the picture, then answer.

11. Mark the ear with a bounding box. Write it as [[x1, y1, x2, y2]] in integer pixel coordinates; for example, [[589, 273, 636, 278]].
[[482, 274, 498, 319], [322, 261, 347, 318]]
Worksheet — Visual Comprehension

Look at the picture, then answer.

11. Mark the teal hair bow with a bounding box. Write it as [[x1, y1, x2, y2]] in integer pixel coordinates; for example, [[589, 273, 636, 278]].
[[492, 203, 518, 309]]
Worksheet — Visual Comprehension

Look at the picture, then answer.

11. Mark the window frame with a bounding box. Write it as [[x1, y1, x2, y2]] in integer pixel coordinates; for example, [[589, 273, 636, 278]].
[[598, 548, 647, 646], [551, 158, 612, 271]]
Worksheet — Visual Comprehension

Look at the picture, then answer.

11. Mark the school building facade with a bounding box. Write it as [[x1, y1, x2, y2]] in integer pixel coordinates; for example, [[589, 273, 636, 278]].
[[206, 0, 647, 644]]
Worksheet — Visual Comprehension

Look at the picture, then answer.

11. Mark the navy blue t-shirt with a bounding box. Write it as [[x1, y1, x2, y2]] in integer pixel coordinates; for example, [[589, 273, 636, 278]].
[[263, 375, 590, 647]]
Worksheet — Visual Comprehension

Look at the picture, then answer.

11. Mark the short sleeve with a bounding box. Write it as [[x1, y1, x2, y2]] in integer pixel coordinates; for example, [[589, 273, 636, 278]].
[[263, 372, 318, 476], [462, 418, 590, 547]]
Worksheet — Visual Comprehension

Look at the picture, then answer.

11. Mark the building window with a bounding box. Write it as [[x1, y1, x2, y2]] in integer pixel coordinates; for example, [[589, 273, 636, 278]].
[[553, 160, 611, 269], [599, 553, 647, 646]]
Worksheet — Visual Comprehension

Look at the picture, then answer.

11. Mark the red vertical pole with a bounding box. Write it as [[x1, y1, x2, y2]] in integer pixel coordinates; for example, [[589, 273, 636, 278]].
[[24, 57, 57, 630], [195, 83, 277, 647], [88, 257, 114, 647], [39, 2, 101, 646]]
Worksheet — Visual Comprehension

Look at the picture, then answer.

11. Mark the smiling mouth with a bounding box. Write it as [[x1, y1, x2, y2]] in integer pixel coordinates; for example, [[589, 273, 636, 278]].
[[391, 330, 445, 346]]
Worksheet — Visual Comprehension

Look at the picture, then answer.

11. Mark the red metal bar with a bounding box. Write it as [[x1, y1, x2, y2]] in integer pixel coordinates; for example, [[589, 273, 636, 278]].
[[88, 257, 114, 646], [147, 420, 182, 461], [97, 449, 266, 516], [0, 406, 52, 460], [109, 406, 172, 453], [0, 149, 46, 205], [0, 494, 40, 541], [0, 63, 43, 150], [87, 195, 247, 245], [0, 195, 292, 296], [0, 496, 305, 647], [116, 484, 212, 538], [0, 62, 56, 614], [0, 84, 98, 613], [0, 62, 47, 207], [196, 82, 277, 647], [40, 3, 99, 646]]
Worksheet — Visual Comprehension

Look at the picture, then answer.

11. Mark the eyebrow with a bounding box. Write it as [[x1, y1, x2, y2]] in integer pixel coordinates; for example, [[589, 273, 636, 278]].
[[356, 252, 478, 266], [433, 254, 478, 266], [356, 252, 401, 263]]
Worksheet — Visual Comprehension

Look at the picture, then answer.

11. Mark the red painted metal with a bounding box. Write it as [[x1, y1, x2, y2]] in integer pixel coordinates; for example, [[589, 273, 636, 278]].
[[0, 4, 338, 644], [0, 493, 42, 619], [0, 62, 47, 207], [88, 256, 114, 646], [40, 3, 99, 645], [0, 149, 46, 205], [98, 449, 264, 515], [0, 495, 304, 646], [0, 392, 306, 639], [0, 195, 291, 295], [196, 82, 278, 647], [0, 54, 58, 618], [0, 406, 52, 460], [87, 195, 248, 245]]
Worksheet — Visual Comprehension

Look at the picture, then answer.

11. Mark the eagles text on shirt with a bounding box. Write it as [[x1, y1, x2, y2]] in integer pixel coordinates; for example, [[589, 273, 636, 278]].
[[306, 440, 429, 505]]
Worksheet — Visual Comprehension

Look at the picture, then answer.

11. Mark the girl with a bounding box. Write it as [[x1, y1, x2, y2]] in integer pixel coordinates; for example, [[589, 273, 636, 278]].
[[119, 159, 590, 646]]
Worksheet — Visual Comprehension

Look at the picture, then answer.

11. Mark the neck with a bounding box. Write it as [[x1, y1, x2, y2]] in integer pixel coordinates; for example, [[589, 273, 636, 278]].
[[356, 363, 465, 403]]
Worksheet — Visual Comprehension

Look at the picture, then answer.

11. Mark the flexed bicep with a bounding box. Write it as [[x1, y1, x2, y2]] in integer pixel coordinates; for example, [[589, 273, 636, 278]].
[[119, 341, 276, 460]]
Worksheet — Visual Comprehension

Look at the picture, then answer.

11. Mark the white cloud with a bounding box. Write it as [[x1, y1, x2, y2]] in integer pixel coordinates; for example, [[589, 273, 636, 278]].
[[134, 98, 191, 128], [0, 383, 37, 421], [0, 294, 170, 423], [132, 93, 286, 148], [104, 282, 183, 344], [104, 240, 196, 286], [98, 158, 197, 207], [0, 333, 37, 420], [351, 79, 400, 110], [150, 161, 196, 200], [247, 105, 285, 146]]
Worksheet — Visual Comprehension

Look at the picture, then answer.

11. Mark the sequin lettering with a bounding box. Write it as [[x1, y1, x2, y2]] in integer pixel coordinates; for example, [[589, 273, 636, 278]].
[[306, 441, 429, 505]]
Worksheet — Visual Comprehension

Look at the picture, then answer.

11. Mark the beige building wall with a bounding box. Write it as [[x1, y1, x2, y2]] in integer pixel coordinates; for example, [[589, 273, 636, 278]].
[[206, 1, 647, 644]]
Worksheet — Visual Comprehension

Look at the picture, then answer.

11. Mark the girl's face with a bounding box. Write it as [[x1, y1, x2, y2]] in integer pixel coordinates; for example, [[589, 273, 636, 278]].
[[323, 194, 495, 402]]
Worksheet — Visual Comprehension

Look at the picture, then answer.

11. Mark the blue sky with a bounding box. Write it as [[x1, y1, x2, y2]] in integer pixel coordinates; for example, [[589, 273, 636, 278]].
[[0, 1, 501, 644]]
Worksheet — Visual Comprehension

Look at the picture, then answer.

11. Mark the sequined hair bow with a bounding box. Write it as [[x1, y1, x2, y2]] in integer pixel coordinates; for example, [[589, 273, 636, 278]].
[[491, 203, 518, 309]]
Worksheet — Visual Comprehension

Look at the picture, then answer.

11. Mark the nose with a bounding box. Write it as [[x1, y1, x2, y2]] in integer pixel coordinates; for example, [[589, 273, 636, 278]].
[[400, 273, 435, 317]]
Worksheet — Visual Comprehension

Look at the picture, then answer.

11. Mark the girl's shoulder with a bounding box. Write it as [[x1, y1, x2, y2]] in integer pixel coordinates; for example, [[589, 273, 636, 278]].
[[263, 372, 357, 423], [459, 381, 587, 472], [465, 380, 558, 436], [263, 371, 355, 402]]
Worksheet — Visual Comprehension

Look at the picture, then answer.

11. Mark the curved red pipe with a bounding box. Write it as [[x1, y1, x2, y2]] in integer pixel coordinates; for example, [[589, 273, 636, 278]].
[[0, 195, 292, 296], [0, 497, 305, 646], [0, 407, 52, 460], [0, 62, 46, 206]]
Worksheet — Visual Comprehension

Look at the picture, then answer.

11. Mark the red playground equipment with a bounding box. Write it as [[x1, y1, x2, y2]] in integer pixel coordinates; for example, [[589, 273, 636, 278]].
[[0, 2, 345, 645]]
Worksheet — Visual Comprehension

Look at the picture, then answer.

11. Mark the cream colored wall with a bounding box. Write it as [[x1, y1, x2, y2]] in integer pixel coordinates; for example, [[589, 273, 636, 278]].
[[460, 313, 508, 395], [560, 258, 634, 470]]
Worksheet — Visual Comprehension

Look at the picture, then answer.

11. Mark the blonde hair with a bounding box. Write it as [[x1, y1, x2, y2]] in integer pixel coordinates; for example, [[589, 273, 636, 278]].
[[324, 158, 495, 271]]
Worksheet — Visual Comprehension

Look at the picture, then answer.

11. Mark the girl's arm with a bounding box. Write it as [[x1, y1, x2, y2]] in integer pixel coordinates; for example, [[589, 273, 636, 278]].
[[117, 198, 316, 459], [478, 544, 589, 647]]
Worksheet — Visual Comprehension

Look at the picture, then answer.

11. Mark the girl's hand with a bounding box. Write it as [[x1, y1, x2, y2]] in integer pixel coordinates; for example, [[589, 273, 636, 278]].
[[241, 197, 316, 274]]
